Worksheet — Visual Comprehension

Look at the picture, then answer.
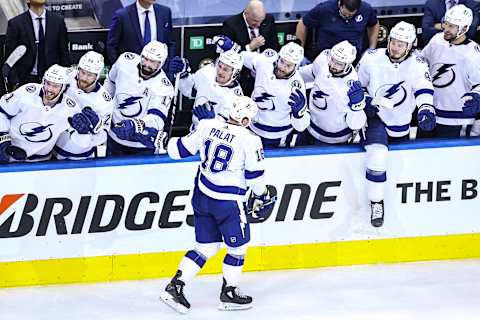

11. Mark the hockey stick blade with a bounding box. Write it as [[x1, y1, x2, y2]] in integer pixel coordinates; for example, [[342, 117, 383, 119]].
[[5, 45, 27, 68]]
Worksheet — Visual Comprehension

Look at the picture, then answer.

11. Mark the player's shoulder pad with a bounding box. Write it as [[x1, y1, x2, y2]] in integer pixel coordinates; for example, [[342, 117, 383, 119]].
[[290, 78, 304, 90], [470, 42, 480, 56], [121, 52, 138, 61], [366, 48, 377, 55], [101, 89, 113, 102], [23, 83, 40, 95], [412, 50, 427, 64], [233, 86, 243, 96]]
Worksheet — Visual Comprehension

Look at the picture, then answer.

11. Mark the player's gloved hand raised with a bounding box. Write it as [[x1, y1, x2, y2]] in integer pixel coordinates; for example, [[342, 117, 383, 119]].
[[111, 118, 145, 141], [213, 35, 240, 53], [193, 103, 215, 120], [69, 112, 92, 134], [169, 57, 190, 78], [288, 88, 307, 118], [246, 185, 278, 223], [417, 104, 436, 131], [82, 107, 101, 133], [462, 92, 480, 117], [347, 81, 366, 111]]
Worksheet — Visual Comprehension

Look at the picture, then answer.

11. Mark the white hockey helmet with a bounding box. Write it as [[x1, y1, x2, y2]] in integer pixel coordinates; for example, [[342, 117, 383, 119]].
[[230, 96, 258, 126], [443, 4, 473, 38], [389, 21, 417, 46], [330, 40, 357, 65], [141, 40, 168, 67], [278, 42, 304, 66], [78, 51, 104, 78], [216, 50, 243, 86], [43, 64, 69, 85]]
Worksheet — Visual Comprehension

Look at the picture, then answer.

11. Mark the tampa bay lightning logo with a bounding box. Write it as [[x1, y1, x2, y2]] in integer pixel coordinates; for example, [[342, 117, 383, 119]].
[[116, 93, 143, 118], [375, 81, 407, 108], [311, 87, 329, 110], [20, 122, 54, 142], [253, 88, 275, 111], [431, 63, 456, 88]]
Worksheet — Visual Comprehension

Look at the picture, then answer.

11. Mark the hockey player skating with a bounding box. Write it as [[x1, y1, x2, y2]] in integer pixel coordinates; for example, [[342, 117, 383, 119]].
[[159, 96, 276, 313], [0, 64, 92, 162], [420, 4, 480, 138], [104, 40, 174, 156], [54, 51, 114, 160], [298, 40, 367, 145], [217, 36, 309, 148], [168, 50, 244, 131], [356, 21, 436, 227]]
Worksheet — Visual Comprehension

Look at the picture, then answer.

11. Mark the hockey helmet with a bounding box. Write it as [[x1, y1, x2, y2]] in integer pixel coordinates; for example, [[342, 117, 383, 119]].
[[43, 64, 70, 85], [330, 40, 357, 65], [141, 40, 168, 67], [278, 42, 304, 66], [389, 21, 417, 46], [230, 96, 258, 127], [443, 4, 473, 38], [78, 51, 104, 78]]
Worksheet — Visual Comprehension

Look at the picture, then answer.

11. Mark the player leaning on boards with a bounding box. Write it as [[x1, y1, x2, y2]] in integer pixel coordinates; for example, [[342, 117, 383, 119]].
[[216, 35, 309, 148], [159, 96, 276, 313], [104, 40, 174, 156], [356, 21, 436, 227], [168, 49, 244, 131], [420, 4, 480, 138], [297, 40, 367, 145], [54, 51, 114, 160], [0, 65, 96, 163]]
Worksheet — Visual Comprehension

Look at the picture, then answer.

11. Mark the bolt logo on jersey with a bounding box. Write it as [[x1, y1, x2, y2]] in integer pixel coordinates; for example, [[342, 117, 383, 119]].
[[19, 122, 54, 142], [254, 90, 276, 111], [431, 63, 456, 88], [375, 81, 407, 107], [117, 94, 143, 118], [311, 88, 329, 110]]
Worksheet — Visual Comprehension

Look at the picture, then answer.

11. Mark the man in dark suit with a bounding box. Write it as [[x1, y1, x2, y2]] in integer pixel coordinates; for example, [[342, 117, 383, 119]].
[[222, 0, 280, 96], [422, 0, 480, 44], [106, 0, 175, 68], [3, 0, 70, 89]]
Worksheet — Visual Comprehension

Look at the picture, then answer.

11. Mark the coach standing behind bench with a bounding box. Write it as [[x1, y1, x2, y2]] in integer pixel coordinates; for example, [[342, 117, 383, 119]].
[[106, 0, 175, 74], [3, 0, 69, 89]]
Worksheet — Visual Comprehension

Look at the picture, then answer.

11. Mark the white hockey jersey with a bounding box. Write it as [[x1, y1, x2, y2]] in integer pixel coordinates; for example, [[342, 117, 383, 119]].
[[357, 49, 434, 137], [104, 52, 174, 148], [300, 49, 366, 144], [55, 76, 114, 160], [241, 50, 310, 140], [0, 84, 80, 161], [178, 63, 243, 130], [167, 118, 266, 201], [421, 34, 480, 126]]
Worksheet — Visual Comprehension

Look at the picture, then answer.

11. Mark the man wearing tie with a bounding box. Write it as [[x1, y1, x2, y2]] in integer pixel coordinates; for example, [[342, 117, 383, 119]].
[[3, 0, 70, 89], [222, 0, 280, 96], [106, 0, 175, 72], [422, 0, 480, 44]]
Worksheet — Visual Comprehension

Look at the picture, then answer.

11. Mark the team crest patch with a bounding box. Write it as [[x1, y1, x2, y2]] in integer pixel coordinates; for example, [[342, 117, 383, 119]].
[[66, 97, 76, 108], [291, 80, 302, 89], [234, 88, 242, 96], [367, 48, 377, 54], [425, 72, 432, 81], [4, 93, 14, 102], [162, 78, 172, 86], [124, 52, 135, 60], [264, 49, 276, 57], [25, 85, 36, 93], [103, 91, 112, 101], [475, 45, 480, 53], [416, 55, 426, 63], [355, 15, 363, 22]]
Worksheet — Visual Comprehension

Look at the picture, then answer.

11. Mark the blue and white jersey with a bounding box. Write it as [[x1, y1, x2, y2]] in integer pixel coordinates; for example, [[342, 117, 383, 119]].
[[357, 48, 434, 137], [55, 75, 114, 160], [299, 49, 366, 144], [0, 83, 80, 161], [104, 52, 174, 148], [167, 118, 266, 201], [178, 63, 243, 130], [421, 34, 480, 126], [241, 50, 310, 140]]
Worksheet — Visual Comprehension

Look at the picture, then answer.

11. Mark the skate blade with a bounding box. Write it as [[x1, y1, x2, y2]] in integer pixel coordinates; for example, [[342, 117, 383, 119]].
[[159, 292, 189, 314], [218, 302, 253, 311]]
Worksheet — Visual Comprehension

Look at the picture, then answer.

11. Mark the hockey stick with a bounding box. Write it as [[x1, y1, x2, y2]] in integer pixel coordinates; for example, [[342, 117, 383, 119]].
[[2, 45, 27, 93]]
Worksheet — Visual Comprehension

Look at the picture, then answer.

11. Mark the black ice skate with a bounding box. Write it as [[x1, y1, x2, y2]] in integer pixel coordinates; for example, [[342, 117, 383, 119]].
[[160, 270, 190, 314], [218, 278, 253, 311], [370, 200, 385, 227]]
